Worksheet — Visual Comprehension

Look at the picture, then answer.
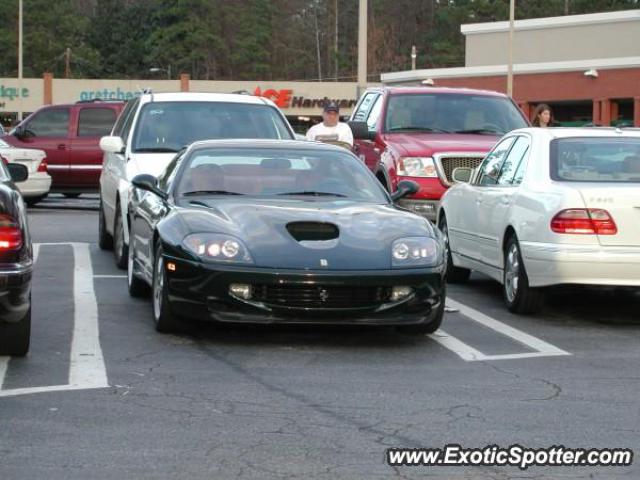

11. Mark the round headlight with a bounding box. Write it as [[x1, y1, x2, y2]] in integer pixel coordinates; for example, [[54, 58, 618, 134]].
[[392, 242, 409, 260], [222, 240, 240, 258], [207, 243, 221, 257]]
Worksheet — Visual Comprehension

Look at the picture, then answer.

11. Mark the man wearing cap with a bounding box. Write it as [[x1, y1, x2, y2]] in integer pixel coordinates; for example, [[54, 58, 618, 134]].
[[305, 101, 354, 147]]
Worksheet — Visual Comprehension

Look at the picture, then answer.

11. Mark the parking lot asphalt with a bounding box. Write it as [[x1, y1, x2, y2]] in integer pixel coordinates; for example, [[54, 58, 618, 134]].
[[1, 200, 638, 480]]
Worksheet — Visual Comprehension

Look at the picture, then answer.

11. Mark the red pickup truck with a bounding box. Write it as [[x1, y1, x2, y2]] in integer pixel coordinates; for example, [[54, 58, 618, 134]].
[[2, 100, 125, 196], [348, 87, 529, 221]]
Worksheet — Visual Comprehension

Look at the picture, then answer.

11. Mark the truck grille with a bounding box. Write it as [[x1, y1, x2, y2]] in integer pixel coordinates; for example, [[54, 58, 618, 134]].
[[253, 285, 391, 309], [437, 155, 485, 184]]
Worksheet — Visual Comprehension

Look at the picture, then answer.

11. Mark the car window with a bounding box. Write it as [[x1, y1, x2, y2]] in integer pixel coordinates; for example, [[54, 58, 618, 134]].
[[476, 137, 515, 186], [352, 93, 378, 122], [24, 108, 70, 137], [551, 137, 640, 183], [77, 108, 118, 137], [366, 95, 384, 130], [112, 100, 137, 137], [498, 136, 529, 185], [158, 152, 184, 191], [175, 147, 388, 202], [120, 98, 140, 143], [131, 101, 293, 153]]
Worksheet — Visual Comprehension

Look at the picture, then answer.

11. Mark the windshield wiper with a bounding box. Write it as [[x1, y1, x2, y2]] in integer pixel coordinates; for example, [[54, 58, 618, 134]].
[[134, 147, 180, 153], [182, 190, 243, 196], [277, 191, 347, 197], [454, 128, 504, 135], [388, 126, 451, 133]]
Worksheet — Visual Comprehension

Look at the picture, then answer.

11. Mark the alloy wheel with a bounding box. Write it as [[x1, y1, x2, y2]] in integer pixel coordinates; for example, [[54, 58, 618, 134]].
[[504, 243, 520, 303]]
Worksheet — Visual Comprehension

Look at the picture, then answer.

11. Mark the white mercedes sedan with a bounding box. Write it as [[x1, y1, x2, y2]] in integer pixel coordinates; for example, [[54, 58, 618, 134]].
[[0, 138, 51, 206], [438, 127, 640, 314]]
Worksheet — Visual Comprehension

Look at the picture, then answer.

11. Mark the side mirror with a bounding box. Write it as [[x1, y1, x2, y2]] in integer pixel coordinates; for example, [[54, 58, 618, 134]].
[[348, 121, 375, 141], [391, 180, 419, 201], [452, 167, 473, 184], [131, 174, 167, 200], [13, 125, 32, 140], [7, 163, 29, 183], [100, 135, 125, 154]]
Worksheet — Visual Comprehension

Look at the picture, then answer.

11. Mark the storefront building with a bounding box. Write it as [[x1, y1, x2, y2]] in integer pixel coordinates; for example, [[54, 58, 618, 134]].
[[381, 9, 640, 127]]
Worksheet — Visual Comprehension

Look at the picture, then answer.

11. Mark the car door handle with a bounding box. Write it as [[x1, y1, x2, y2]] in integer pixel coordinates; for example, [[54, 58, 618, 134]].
[[57, 144, 67, 150], [373, 148, 380, 154]]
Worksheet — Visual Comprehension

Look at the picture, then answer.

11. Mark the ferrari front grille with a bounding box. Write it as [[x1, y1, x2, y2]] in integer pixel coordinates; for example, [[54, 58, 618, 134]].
[[253, 285, 392, 309]]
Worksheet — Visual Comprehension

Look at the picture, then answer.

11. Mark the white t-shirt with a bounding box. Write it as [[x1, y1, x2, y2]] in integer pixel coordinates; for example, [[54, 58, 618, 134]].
[[306, 122, 354, 146]]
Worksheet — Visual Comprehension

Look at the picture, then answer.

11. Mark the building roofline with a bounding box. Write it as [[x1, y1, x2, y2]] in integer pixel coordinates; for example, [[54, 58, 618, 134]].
[[461, 9, 640, 35], [380, 56, 640, 83]]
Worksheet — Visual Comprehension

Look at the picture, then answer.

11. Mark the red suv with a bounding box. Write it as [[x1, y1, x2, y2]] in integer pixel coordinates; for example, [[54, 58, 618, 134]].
[[348, 87, 529, 221], [2, 100, 125, 196]]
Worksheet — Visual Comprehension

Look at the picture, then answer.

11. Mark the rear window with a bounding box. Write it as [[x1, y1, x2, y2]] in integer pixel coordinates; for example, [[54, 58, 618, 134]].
[[550, 137, 640, 183], [131, 101, 293, 153]]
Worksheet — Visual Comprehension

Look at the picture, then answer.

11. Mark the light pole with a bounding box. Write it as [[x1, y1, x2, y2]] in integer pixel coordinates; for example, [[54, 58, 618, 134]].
[[507, 0, 515, 97], [411, 45, 417, 70], [357, 0, 367, 97], [18, 0, 23, 122], [149, 66, 171, 80]]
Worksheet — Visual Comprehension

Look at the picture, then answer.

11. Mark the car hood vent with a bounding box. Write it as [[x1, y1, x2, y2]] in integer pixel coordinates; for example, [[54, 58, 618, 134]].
[[286, 221, 339, 242]]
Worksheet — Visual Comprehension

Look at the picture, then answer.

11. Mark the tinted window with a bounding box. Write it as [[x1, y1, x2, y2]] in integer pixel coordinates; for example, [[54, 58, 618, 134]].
[[25, 108, 70, 137], [551, 137, 640, 183], [132, 102, 292, 153], [78, 108, 117, 137], [158, 152, 184, 191], [476, 137, 515, 186], [384, 93, 527, 134], [175, 147, 387, 202], [498, 136, 529, 185]]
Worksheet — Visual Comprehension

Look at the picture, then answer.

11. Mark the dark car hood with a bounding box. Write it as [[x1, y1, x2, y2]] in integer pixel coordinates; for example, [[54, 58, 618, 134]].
[[176, 197, 434, 270], [383, 133, 498, 157]]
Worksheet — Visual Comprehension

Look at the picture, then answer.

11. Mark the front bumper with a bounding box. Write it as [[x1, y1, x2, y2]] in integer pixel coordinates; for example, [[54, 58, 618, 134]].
[[521, 241, 640, 288], [164, 256, 445, 326], [0, 262, 33, 324]]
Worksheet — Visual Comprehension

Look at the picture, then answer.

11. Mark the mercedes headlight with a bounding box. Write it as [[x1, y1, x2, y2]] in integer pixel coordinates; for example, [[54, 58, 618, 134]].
[[183, 233, 253, 264], [391, 237, 442, 268], [397, 157, 437, 177]]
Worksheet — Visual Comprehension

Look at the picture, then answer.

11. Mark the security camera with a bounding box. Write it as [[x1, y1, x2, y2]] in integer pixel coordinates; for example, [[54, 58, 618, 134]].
[[584, 69, 598, 78]]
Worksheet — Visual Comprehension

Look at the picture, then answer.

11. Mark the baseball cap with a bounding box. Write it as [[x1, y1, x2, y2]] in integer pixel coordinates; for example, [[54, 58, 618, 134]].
[[323, 101, 339, 113]]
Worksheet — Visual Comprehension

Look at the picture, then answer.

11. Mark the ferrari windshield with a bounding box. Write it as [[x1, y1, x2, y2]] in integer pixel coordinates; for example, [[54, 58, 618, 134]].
[[131, 101, 293, 153], [384, 93, 527, 135], [176, 147, 388, 202]]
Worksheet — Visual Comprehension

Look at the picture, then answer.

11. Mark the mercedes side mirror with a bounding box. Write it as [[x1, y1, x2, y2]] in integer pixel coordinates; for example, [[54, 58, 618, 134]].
[[7, 163, 29, 183], [100, 136, 125, 154], [452, 167, 473, 184], [131, 174, 167, 200], [391, 180, 419, 201]]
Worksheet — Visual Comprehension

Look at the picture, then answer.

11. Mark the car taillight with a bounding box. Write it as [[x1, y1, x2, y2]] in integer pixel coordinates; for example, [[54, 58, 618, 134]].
[[37, 158, 48, 172], [0, 214, 23, 250], [550, 209, 617, 235]]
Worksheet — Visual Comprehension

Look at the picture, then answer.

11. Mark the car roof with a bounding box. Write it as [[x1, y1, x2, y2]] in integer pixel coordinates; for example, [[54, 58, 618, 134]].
[[366, 86, 508, 98], [187, 139, 352, 154], [137, 91, 275, 107], [510, 127, 640, 139]]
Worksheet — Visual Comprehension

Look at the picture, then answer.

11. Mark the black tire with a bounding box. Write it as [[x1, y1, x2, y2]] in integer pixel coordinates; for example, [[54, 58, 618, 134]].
[[152, 243, 182, 333], [25, 195, 45, 207], [98, 197, 113, 250], [127, 237, 150, 297], [438, 214, 471, 284], [397, 290, 445, 335], [63, 193, 81, 198], [503, 235, 544, 314], [113, 204, 128, 269], [0, 306, 31, 356]]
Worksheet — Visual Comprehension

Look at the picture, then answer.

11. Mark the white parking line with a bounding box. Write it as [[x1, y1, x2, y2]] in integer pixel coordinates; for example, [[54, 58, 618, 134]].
[[0, 242, 109, 398], [429, 297, 570, 362], [93, 275, 127, 279]]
